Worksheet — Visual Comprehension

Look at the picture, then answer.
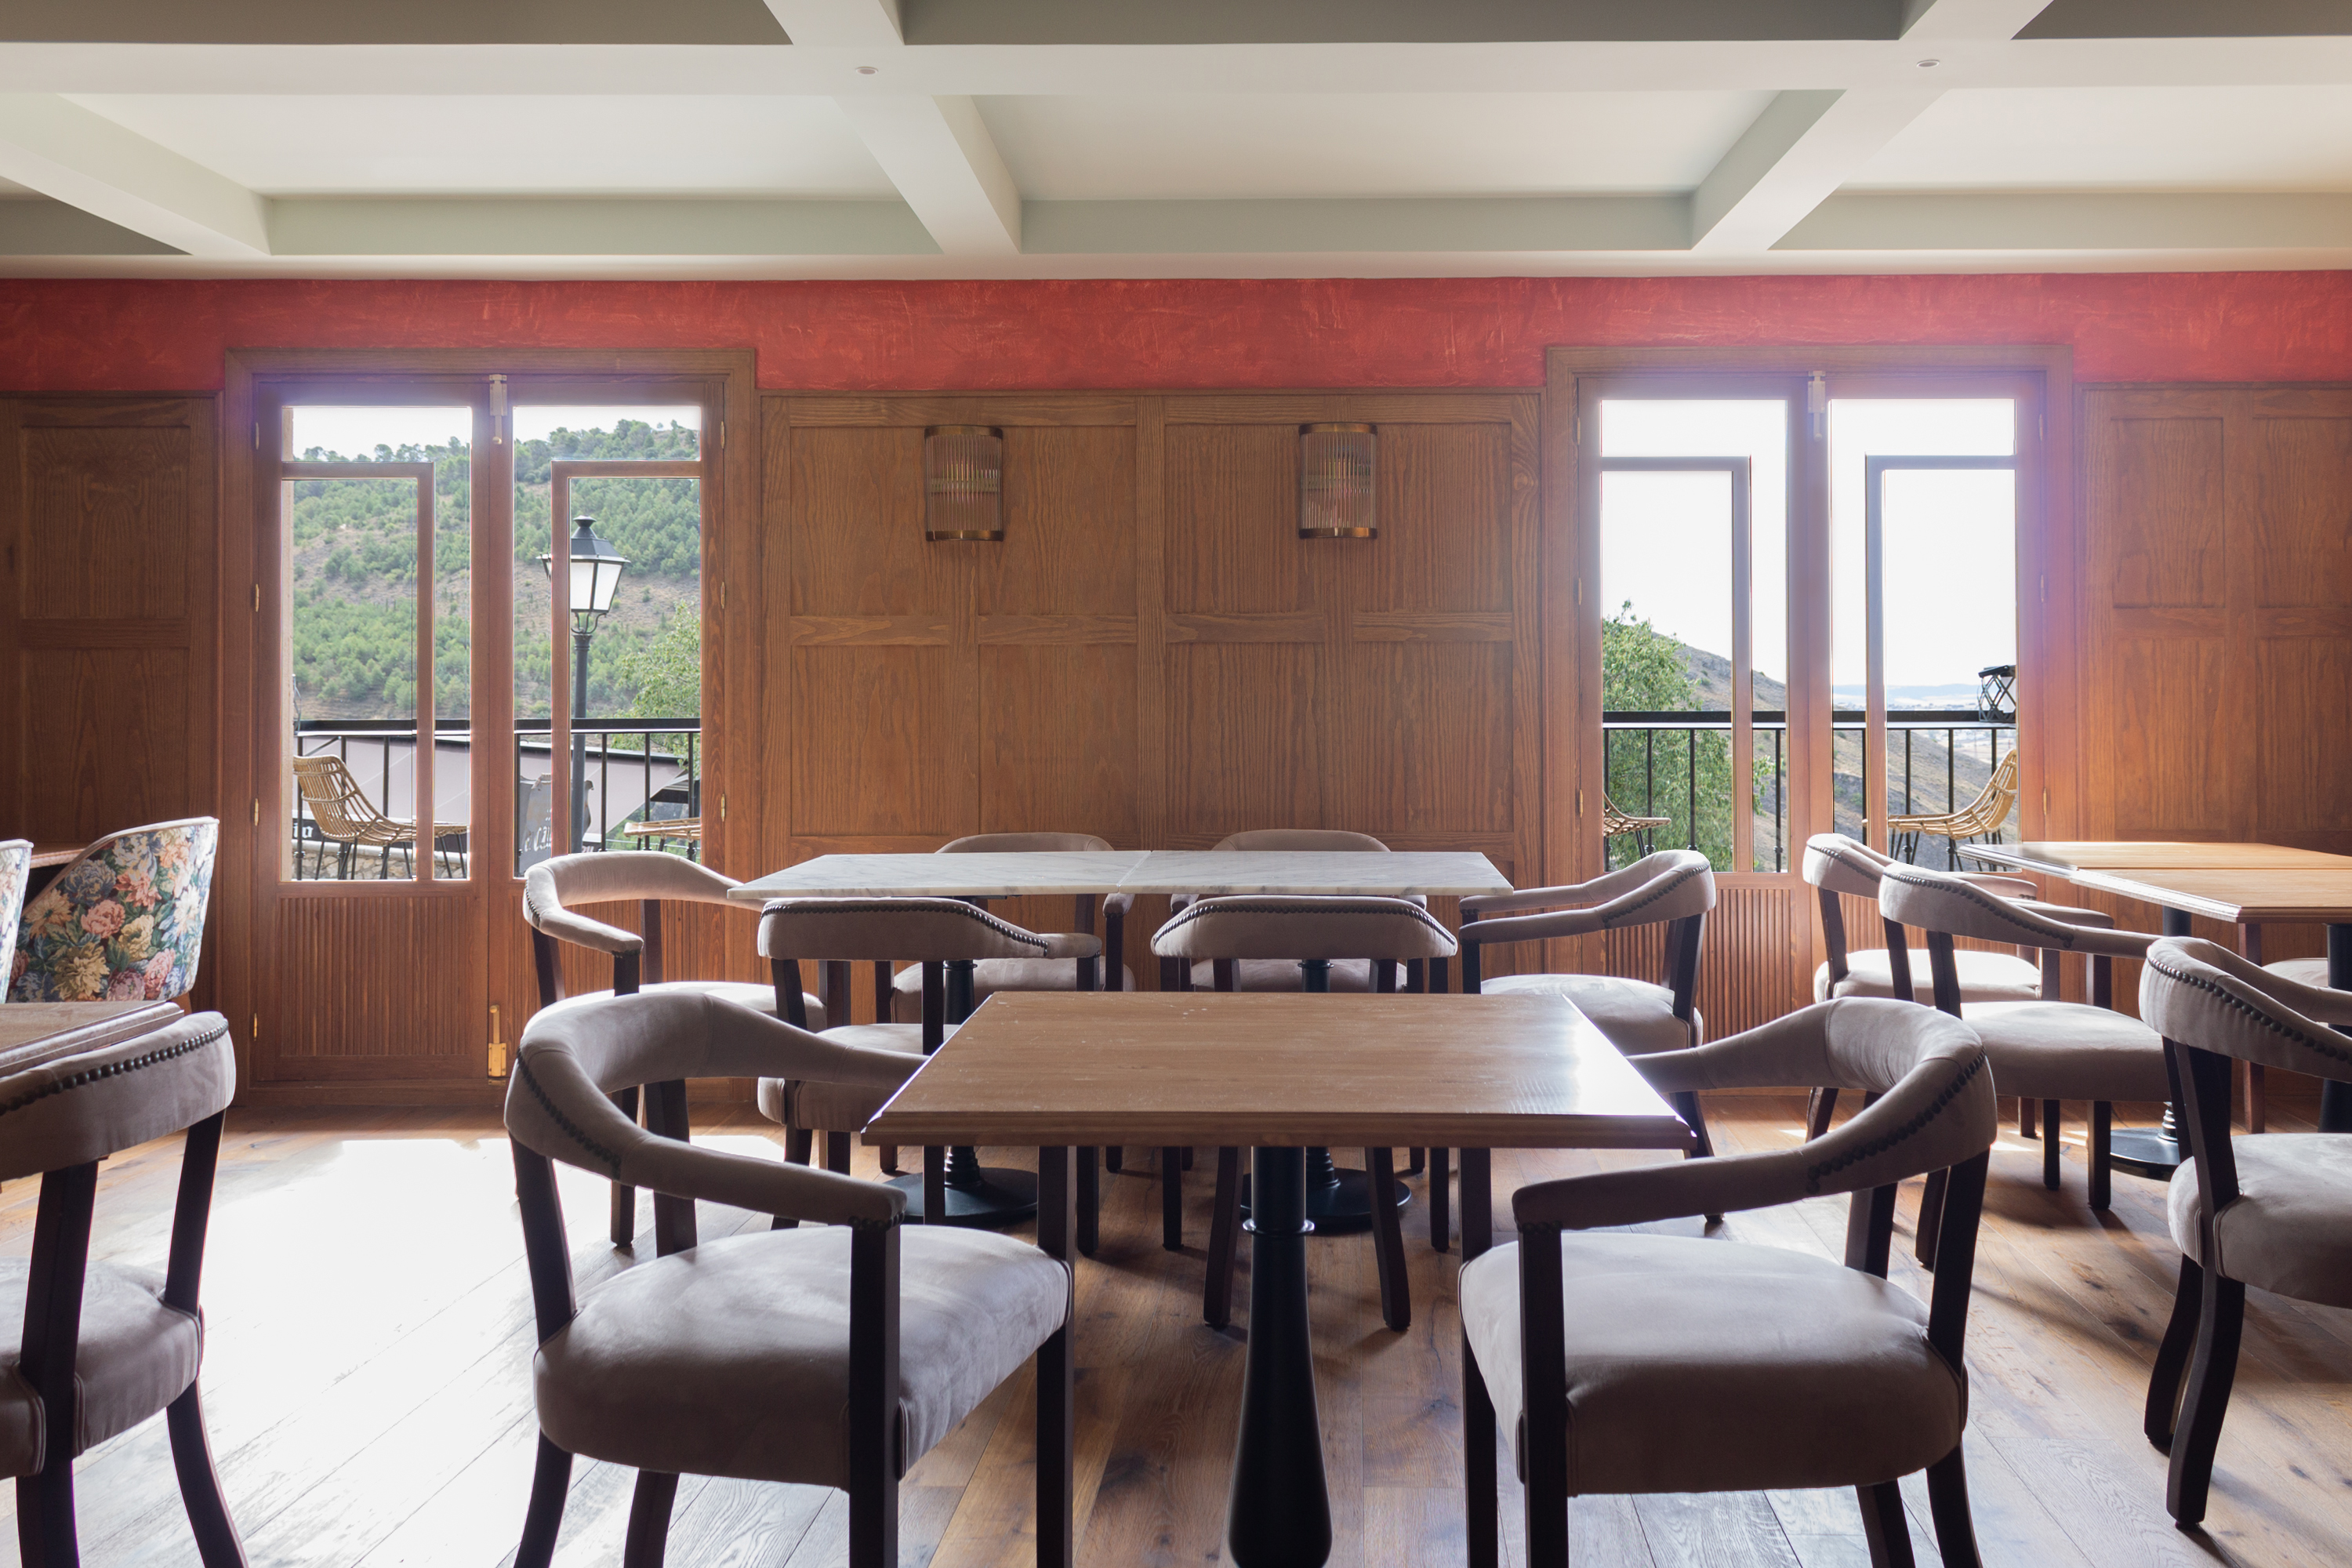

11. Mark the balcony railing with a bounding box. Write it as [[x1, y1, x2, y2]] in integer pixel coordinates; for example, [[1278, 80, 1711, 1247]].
[[289, 717, 702, 879], [1603, 709, 2015, 873]]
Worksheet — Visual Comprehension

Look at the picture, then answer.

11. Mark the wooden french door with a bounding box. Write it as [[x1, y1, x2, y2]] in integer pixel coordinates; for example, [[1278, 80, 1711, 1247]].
[[247, 378, 506, 1087]]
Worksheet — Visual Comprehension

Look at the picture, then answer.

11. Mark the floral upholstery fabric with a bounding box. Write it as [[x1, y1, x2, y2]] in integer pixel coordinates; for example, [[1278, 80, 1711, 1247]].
[[9, 819, 218, 1004], [0, 841, 27, 984]]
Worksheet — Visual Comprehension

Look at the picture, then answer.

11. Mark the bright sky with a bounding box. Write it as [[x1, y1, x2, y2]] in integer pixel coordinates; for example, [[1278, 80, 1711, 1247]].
[[285, 403, 700, 458], [1600, 395, 2016, 702]]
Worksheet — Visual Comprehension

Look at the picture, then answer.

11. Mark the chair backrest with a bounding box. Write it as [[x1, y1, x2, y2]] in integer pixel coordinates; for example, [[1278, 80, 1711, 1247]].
[[939, 832, 1114, 853], [1457, 850, 1714, 1015], [1512, 997, 1994, 1353], [1211, 829, 1391, 852], [523, 850, 748, 1005], [291, 754, 382, 838], [1802, 833, 1905, 988], [0, 839, 29, 979], [0, 1010, 236, 1181], [11, 818, 219, 1004], [760, 896, 1061, 1041], [1878, 862, 2147, 1007], [1151, 895, 1456, 989]]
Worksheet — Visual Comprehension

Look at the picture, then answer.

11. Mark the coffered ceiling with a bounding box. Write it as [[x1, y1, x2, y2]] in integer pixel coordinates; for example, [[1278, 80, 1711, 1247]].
[[1, 0, 2347, 278]]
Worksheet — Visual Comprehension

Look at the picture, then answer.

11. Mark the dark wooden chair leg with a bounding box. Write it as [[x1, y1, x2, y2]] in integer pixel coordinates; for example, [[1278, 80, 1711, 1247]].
[[1105, 1145, 1123, 1174], [784, 1127, 815, 1165], [1161, 1145, 1185, 1251], [1183, 1147, 1195, 1171], [622, 1471, 678, 1568], [1077, 1147, 1100, 1258], [2168, 1270, 2248, 1526], [514, 1433, 573, 1568], [924, 1145, 947, 1225], [1857, 1479, 1918, 1567], [2042, 1099, 2063, 1189], [1429, 1146, 1450, 1252], [1406, 1146, 1425, 1176], [608, 1086, 641, 1245], [2145, 1258, 2204, 1451], [1915, 1166, 1949, 1269], [1807, 1087, 1839, 1141], [2089, 1101, 2113, 1210], [2249, 1063, 2267, 1134], [166, 1382, 249, 1567], [880, 1145, 902, 1175], [1925, 1447, 1983, 1568], [19, 1450, 77, 1568], [1464, 1338, 1499, 1568], [1671, 1089, 1715, 1159], [1367, 1147, 1410, 1331], [2020, 1096, 2036, 1138], [1205, 1147, 1243, 1328], [825, 1131, 852, 1174]]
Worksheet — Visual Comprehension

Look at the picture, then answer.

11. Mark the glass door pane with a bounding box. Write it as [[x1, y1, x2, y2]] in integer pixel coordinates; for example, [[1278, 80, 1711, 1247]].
[[1828, 400, 2018, 863], [511, 407, 704, 870], [281, 406, 473, 881], [1598, 399, 1791, 872]]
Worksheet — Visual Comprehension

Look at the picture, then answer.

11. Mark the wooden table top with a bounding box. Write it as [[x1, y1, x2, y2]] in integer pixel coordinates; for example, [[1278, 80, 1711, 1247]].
[[2066, 868, 2352, 925], [0, 1000, 182, 1074], [863, 991, 1692, 1151], [729, 848, 1514, 902], [1971, 840, 2352, 876]]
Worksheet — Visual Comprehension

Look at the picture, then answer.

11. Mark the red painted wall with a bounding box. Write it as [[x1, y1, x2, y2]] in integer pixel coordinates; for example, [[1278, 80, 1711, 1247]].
[[2, 271, 2349, 392]]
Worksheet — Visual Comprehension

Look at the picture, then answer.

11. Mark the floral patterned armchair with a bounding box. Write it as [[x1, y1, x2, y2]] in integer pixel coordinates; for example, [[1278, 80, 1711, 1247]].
[[9, 818, 219, 1004], [0, 840, 28, 978]]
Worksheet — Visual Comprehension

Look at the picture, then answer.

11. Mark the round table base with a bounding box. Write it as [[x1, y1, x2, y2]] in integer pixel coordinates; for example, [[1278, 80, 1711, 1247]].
[[887, 1165, 1039, 1227], [1243, 1154, 1410, 1236], [2107, 1127, 2185, 1182]]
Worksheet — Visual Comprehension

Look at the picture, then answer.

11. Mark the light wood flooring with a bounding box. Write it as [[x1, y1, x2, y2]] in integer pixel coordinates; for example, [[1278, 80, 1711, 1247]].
[[5, 1094, 2350, 1567]]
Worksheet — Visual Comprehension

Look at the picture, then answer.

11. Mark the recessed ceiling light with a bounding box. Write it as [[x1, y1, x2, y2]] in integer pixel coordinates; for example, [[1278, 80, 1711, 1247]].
[[856, 65, 878, 74], [1916, 57, 1941, 67]]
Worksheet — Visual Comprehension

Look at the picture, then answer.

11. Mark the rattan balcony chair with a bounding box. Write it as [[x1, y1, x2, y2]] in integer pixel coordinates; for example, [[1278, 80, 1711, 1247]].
[[1888, 747, 2018, 869], [290, 753, 466, 879], [1600, 795, 1671, 848]]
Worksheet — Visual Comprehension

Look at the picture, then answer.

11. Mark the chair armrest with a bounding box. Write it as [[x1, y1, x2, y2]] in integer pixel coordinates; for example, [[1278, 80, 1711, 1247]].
[[1512, 1146, 1799, 1232], [1459, 906, 1606, 946], [1955, 872, 2040, 899], [1102, 892, 1134, 919], [2012, 900, 2115, 931], [626, 1132, 905, 1229], [528, 900, 641, 957], [1460, 884, 1606, 916], [1044, 931, 1103, 960]]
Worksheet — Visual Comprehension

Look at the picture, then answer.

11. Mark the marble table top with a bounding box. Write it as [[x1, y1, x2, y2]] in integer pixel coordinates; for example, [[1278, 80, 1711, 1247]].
[[728, 848, 1513, 902]]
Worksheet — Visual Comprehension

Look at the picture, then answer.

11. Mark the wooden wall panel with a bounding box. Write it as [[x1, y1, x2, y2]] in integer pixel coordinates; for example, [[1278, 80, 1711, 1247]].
[[1166, 641, 1327, 838], [14, 648, 193, 838]]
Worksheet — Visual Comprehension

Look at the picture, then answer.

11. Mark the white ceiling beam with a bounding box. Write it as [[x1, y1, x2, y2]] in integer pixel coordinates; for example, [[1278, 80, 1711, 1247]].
[[1689, 87, 1939, 252], [832, 93, 1022, 255], [762, 0, 905, 48], [1900, 0, 2056, 38], [0, 195, 177, 256], [1025, 196, 1688, 254], [1783, 191, 2352, 251], [0, 93, 268, 256], [266, 198, 936, 256]]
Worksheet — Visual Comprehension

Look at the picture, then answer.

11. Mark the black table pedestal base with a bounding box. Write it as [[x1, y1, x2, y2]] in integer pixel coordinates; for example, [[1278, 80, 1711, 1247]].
[[1228, 1146, 1332, 1567], [1241, 1148, 1410, 1236], [2107, 1126, 2186, 1182], [890, 1145, 1037, 1227]]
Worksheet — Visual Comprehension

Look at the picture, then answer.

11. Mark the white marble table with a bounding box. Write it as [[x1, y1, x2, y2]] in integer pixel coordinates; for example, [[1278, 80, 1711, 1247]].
[[728, 848, 1512, 902]]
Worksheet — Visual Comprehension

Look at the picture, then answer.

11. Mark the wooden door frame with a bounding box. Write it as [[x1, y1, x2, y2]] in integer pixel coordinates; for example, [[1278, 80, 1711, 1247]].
[[1544, 344, 2076, 1013], [223, 347, 755, 1104]]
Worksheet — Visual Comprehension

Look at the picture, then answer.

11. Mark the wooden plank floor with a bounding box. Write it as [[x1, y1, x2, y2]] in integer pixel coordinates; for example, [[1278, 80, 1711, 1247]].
[[5, 1094, 2349, 1566]]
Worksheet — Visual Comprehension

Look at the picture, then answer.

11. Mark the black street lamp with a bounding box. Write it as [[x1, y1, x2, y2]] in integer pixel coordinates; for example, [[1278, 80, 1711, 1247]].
[[537, 515, 628, 852]]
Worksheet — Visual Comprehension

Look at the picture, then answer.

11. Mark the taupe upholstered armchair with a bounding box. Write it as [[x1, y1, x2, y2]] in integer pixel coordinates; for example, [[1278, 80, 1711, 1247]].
[[1880, 861, 2169, 1232], [2139, 938, 2352, 1527], [760, 896, 1106, 1247], [887, 833, 1135, 1024], [1150, 895, 1457, 1332], [525, 850, 823, 1247], [1454, 851, 1715, 1240], [505, 992, 1076, 1568], [1164, 829, 1421, 995], [1461, 999, 1996, 1568], [2, 1011, 246, 1567], [1805, 833, 2047, 1007]]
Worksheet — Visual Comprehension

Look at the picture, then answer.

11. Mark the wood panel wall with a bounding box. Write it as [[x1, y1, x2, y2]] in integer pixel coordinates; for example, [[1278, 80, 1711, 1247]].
[[2076, 385, 2352, 1004], [0, 394, 219, 1004], [760, 391, 1542, 997]]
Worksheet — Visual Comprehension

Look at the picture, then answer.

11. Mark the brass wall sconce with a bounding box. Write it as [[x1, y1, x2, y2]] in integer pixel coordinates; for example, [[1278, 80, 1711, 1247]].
[[1298, 422, 1377, 539], [924, 424, 1006, 541]]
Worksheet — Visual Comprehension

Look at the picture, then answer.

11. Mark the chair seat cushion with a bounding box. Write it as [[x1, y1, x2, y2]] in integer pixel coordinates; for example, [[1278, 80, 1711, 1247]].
[[2265, 958, 2332, 989], [1185, 958, 1380, 993], [892, 958, 1136, 1021], [538, 980, 824, 1030], [758, 1023, 931, 1131], [1956, 1001, 2171, 1102], [535, 1226, 1069, 1487], [0, 1259, 201, 1477], [1813, 949, 2043, 1005], [1460, 1232, 1964, 1496], [2169, 1136, 2352, 1307], [1477, 975, 1700, 1057]]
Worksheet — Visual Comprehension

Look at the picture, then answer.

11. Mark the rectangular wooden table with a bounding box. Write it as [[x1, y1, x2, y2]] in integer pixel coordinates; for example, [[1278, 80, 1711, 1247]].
[[866, 989, 1688, 1568], [1971, 840, 2352, 876], [0, 1000, 182, 1073], [726, 848, 1514, 902]]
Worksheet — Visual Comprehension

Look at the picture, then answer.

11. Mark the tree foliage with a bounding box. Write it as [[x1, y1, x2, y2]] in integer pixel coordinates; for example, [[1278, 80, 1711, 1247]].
[[1601, 602, 1761, 872]]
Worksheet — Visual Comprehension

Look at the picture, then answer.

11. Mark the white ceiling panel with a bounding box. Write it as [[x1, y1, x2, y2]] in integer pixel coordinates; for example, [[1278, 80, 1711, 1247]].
[[60, 94, 896, 196], [976, 92, 1777, 199], [1847, 86, 2352, 193]]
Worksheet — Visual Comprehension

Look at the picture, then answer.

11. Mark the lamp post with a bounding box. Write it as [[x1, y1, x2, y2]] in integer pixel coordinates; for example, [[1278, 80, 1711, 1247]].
[[537, 515, 628, 853]]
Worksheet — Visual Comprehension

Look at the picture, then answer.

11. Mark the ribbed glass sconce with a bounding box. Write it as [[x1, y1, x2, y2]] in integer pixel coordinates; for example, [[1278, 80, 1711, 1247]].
[[924, 424, 1006, 542], [1298, 422, 1377, 539]]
